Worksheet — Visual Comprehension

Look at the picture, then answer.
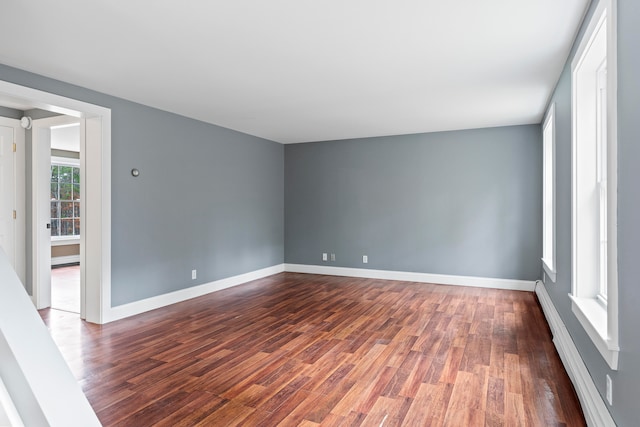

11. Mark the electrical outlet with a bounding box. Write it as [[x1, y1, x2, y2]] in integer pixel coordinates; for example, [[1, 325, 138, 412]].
[[330, 253, 336, 262], [322, 253, 328, 261], [363, 255, 368, 263], [192, 269, 197, 280], [606, 375, 613, 405]]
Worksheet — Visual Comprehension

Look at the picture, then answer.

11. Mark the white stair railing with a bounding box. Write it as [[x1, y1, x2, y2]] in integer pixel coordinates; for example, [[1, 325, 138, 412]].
[[0, 249, 100, 426], [0, 376, 23, 427]]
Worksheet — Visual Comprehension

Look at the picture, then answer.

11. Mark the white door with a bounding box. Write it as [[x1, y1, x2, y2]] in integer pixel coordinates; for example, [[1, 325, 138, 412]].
[[32, 119, 54, 309], [0, 118, 25, 283], [0, 125, 16, 265]]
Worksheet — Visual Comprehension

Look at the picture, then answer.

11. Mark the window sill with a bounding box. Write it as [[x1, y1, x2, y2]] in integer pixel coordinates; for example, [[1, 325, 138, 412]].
[[542, 258, 557, 283], [569, 294, 619, 370], [51, 236, 80, 247]]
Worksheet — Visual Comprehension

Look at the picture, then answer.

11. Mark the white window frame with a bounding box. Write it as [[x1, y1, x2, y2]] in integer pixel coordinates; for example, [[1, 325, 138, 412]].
[[50, 156, 81, 243], [542, 103, 556, 283], [570, 0, 619, 370], [595, 63, 608, 306]]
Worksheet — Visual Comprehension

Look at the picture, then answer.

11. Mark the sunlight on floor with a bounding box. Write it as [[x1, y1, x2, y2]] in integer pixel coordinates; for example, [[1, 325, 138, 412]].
[[51, 265, 80, 314]]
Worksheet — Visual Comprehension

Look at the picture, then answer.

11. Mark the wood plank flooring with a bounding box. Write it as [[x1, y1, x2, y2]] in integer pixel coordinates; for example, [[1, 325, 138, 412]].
[[39, 273, 585, 426]]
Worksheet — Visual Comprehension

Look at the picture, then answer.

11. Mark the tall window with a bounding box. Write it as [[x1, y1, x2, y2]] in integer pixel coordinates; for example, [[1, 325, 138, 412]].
[[542, 103, 556, 282], [570, 0, 618, 370], [50, 160, 80, 238]]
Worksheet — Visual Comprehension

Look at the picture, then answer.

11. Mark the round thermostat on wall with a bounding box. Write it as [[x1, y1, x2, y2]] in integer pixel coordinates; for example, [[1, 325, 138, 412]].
[[131, 169, 140, 177], [20, 116, 32, 129]]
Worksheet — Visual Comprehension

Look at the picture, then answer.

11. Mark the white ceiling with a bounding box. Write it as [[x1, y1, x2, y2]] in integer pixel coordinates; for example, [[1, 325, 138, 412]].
[[0, 1, 589, 144]]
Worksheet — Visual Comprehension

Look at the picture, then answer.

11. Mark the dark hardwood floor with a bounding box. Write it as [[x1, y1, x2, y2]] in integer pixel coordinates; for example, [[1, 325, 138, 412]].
[[39, 273, 585, 426]]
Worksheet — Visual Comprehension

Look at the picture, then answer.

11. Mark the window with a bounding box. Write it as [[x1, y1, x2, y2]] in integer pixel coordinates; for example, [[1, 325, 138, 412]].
[[50, 158, 80, 239], [542, 103, 556, 282], [570, 0, 618, 370]]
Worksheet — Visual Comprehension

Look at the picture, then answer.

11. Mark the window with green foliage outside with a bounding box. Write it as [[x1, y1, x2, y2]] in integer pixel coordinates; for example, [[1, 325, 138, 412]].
[[50, 164, 80, 237]]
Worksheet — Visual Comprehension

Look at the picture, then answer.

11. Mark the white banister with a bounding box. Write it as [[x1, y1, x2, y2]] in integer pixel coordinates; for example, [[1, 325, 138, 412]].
[[0, 249, 100, 426], [0, 376, 23, 426]]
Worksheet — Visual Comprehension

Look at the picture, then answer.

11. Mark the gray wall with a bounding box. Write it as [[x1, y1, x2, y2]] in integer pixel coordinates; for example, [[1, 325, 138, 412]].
[[0, 106, 22, 119], [541, 0, 640, 424], [4, 4, 640, 420], [285, 125, 542, 281], [0, 63, 284, 306], [616, 0, 640, 424]]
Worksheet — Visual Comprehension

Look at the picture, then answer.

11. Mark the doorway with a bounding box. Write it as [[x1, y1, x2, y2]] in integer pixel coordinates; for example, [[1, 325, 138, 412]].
[[32, 115, 82, 314], [49, 119, 82, 314], [0, 79, 112, 324]]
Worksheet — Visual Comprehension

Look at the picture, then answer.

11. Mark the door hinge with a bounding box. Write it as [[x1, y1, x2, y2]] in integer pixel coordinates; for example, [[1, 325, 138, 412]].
[[13, 210, 16, 219], [13, 142, 16, 152]]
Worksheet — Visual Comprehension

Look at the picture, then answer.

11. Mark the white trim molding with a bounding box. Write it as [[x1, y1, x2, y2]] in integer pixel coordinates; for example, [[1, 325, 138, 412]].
[[103, 263, 535, 323], [0, 79, 112, 325], [105, 264, 285, 323], [284, 264, 535, 292], [569, 295, 619, 369], [535, 281, 615, 427], [542, 102, 557, 283], [570, 0, 619, 371], [51, 236, 80, 247]]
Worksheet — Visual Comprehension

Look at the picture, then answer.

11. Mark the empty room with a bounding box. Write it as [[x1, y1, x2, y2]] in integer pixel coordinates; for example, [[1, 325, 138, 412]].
[[0, 0, 638, 426]]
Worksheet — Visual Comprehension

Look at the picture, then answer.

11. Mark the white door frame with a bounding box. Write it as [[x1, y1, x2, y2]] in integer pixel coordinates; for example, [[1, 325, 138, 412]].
[[0, 117, 25, 284], [0, 79, 112, 324], [31, 118, 52, 311], [32, 115, 80, 314]]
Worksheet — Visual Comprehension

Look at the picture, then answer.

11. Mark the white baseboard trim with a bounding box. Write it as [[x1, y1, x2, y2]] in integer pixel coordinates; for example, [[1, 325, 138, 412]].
[[51, 255, 80, 266], [535, 281, 615, 427], [102, 263, 534, 323], [105, 264, 285, 323], [284, 264, 535, 292]]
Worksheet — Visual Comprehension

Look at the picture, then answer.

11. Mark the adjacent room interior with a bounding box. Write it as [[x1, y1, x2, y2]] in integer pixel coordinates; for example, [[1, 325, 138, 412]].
[[50, 121, 81, 314], [0, 0, 638, 426]]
